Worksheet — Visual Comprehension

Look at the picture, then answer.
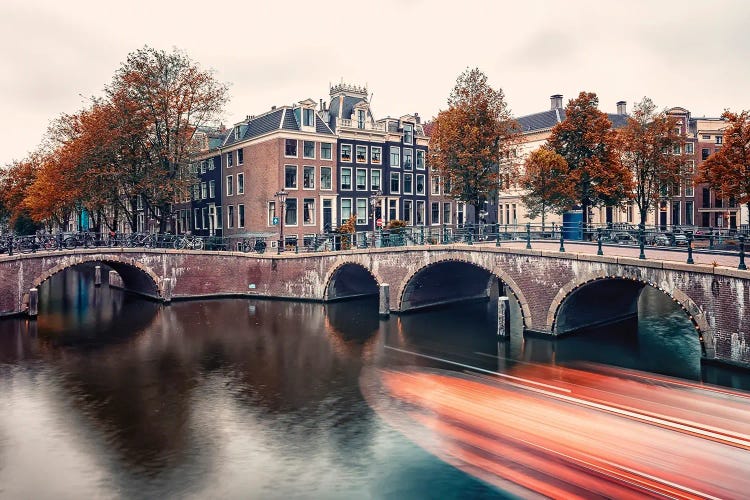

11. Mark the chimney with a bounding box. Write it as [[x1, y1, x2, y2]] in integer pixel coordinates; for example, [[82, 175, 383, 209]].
[[616, 101, 627, 115], [550, 94, 563, 110], [415, 112, 421, 124], [319, 98, 323, 110]]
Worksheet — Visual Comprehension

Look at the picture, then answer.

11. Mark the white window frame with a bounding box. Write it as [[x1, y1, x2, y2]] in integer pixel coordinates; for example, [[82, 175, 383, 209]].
[[341, 198, 353, 225], [356, 145, 368, 163], [226, 175, 234, 196], [303, 198, 316, 226], [321, 143, 332, 160], [285, 198, 298, 227], [371, 146, 382, 165], [403, 199, 413, 225], [226, 152, 233, 168], [227, 205, 235, 228], [341, 167, 352, 191], [416, 174, 426, 196], [684, 142, 694, 155], [431, 175, 440, 195], [416, 150, 426, 170], [209, 180, 215, 199], [340, 144, 353, 163], [416, 200, 425, 226], [303, 140, 315, 159], [390, 146, 401, 168], [443, 202, 452, 225], [370, 169, 382, 192], [267, 201, 276, 227], [431, 202, 440, 225], [236, 173, 244, 195], [356, 198, 368, 225], [303, 165, 315, 190], [356, 168, 368, 191], [403, 148, 413, 170], [320, 166, 332, 191], [403, 173, 413, 194], [403, 123, 414, 145], [390, 172, 400, 194], [238, 204, 245, 228], [237, 148, 244, 165], [285, 139, 298, 158], [285, 165, 298, 190]]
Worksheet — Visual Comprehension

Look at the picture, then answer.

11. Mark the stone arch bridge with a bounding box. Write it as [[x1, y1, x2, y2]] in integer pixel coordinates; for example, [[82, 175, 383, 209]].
[[0, 245, 748, 366]]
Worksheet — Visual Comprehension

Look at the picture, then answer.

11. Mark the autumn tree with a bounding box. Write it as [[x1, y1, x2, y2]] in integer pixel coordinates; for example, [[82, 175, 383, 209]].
[[428, 68, 519, 224], [698, 110, 750, 220], [0, 156, 41, 228], [520, 147, 575, 228], [618, 97, 687, 227], [548, 92, 632, 225], [106, 46, 228, 232]]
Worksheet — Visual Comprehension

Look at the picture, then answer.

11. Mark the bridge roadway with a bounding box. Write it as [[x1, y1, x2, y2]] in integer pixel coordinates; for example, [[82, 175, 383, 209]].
[[0, 242, 748, 367]]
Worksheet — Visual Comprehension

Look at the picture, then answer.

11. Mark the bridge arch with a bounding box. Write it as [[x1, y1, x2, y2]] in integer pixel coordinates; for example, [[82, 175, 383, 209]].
[[323, 259, 381, 302], [397, 257, 531, 330], [28, 255, 162, 306], [548, 271, 710, 356]]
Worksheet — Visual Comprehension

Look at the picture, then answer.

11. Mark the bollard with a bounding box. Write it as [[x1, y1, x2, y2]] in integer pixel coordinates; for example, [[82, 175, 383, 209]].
[[495, 228, 501, 247], [597, 228, 603, 256], [379, 284, 390, 317], [686, 233, 694, 264], [28, 288, 38, 318], [709, 231, 714, 250], [525, 223, 531, 249], [739, 235, 747, 271], [161, 277, 173, 303], [8, 234, 12, 256], [638, 226, 646, 260], [497, 296, 510, 337], [559, 230, 565, 252], [94, 265, 102, 286]]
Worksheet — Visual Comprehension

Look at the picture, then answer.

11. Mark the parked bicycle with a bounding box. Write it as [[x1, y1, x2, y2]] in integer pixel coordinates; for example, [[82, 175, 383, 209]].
[[173, 233, 204, 250]]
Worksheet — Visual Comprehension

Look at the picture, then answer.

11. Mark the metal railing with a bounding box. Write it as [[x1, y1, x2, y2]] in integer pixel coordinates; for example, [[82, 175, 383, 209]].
[[2, 224, 748, 270]]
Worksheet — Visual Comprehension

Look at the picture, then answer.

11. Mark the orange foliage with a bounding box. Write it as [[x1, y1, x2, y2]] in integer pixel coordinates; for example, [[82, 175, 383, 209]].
[[520, 147, 575, 226]]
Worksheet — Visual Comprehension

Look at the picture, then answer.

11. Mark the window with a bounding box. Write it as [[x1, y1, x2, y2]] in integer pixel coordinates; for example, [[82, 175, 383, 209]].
[[356, 199, 367, 225], [390, 172, 400, 193], [285, 139, 297, 157], [356, 145, 367, 163], [444, 177, 452, 195], [702, 134, 710, 139], [686, 160, 695, 173], [200, 182, 207, 199], [237, 173, 244, 195], [341, 167, 352, 190], [303, 166, 315, 189], [234, 126, 241, 140], [390, 146, 400, 167], [216, 206, 222, 229], [194, 208, 201, 229], [371, 146, 382, 164], [321, 166, 332, 190], [685, 201, 694, 226], [403, 173, 413, 194], [716, 135, 723, 145], [237, 149, 244, 165], [403, 148, 413, 170], [285, 165, 297, 189], [431, 202, 440, 225], [672, 144, 681, 155], [209, 180, 215, 198], [356, 168, 367, 190], [227, 205, 235, 228], [267, 201, 276, 226], [416, 200, 425, 225], [685, 143, 694, 155], [702, 148, 710, 160], [341, 198, 352, 224], [226, 152, 233, 167], [303, 198, 315, 225], [238, 204, 245, 228], [685, 181, 694, 197], [208, 158, 215, 170], [443, 203, 452, 224], [416, 150, 425, 169], [388, 199, 397, 221], [403, 200, 413, 224], [403, 123, 413, 145], [357, 109, 366, 129], [192, 184, 199, 201], [303, 141, 315, 158], [371, 169, 381, 191], [321, 143, 332, 160], [341, 144, 352, 162], [303, 108, 315, 127], [416, 174, 425, 195], [432, 175, 440, 195], [226, 175, 234, 196], [286, 198, 298, 225], [200, 161, 207, 174]]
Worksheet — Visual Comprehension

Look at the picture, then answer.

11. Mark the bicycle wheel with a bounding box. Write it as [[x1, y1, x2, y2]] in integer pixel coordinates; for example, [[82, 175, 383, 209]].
[[64, 237, 77, 249], [18, 238, 35, 254], [240, 241, 250, 253], [193, 238, 204, 250], [174, 238, 186, 250]]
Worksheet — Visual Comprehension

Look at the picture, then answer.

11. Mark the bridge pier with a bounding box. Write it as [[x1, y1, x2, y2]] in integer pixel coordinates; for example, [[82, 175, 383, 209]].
[[161, 277, 173, 303], [94, 265, 102, 286], [28, 288, 38, 318], [497, 296, 510, 337], [379, 284, 390, 317], [109, 270, 123, 289]]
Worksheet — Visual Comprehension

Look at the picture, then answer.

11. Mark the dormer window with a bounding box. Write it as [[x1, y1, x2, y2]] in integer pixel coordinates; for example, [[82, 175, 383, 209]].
[[403, 124, 414, 145], [303, 108, 315, 127], [234, 126, 241, 140], [357, 109, 365, 129]]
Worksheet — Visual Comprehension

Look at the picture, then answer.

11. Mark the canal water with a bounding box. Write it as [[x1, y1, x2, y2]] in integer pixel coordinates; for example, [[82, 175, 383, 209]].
[[0, 266, 748, 498]]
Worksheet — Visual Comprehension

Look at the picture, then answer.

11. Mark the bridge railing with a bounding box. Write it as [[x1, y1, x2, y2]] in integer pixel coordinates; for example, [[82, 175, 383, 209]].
[[2, 225, 748, 270]]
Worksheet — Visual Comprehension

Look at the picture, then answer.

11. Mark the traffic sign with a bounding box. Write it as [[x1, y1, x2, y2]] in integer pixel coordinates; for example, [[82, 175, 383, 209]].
[[376, 218, 384, 227], [272, 216, 279, 225]]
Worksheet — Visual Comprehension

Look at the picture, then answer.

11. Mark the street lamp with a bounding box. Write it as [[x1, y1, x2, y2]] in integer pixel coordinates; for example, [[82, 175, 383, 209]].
[[275, 190, 288, 253], [369, 189, 383, 233]]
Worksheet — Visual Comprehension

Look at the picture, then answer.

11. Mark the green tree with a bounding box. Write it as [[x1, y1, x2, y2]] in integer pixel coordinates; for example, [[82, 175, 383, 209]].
[[548, 92, 633, 225], [619, 97, 687, 227], [520, 147, 574, 229], [428, 68, 519, 224]]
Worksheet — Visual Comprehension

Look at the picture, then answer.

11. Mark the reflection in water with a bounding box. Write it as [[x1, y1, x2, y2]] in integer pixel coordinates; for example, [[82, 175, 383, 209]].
[[0, 267, 747, 498]]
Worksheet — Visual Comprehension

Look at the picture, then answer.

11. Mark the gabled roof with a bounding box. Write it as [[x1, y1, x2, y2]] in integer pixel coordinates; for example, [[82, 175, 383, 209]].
[[516, 109, 628, 133], [221, 105, 334, 148]]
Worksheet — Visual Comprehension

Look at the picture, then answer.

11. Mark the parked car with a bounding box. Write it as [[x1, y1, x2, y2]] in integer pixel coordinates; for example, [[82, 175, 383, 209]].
[[649, 233, 670, 246], [673, 233, 688, 246], [610, 232, 637, 244]]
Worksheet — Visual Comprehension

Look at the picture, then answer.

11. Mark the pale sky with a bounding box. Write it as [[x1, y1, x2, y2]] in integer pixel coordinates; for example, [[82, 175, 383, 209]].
[[2, 0, 749, 164]]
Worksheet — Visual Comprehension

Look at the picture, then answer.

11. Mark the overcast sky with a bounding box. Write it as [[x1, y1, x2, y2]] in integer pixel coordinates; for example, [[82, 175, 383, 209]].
[[2, 0, 749, 164]]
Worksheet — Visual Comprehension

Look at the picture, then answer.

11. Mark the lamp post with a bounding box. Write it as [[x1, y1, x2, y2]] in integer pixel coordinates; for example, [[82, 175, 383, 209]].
[[369, 189, 383, 247], [275, 190, 288, 253]]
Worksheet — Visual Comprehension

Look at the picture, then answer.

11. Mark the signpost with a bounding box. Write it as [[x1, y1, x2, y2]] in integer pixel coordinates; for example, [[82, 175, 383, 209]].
[[376, 218, 383, 228], [272, 216, 279, 225]]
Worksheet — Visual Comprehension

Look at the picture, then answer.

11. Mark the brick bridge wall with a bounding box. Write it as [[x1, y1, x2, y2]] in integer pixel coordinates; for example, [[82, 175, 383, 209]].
[[0, 246, 748, 366]]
